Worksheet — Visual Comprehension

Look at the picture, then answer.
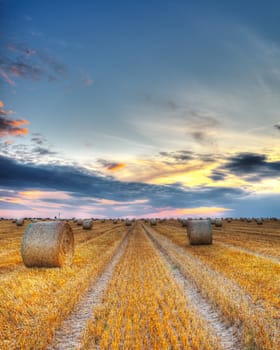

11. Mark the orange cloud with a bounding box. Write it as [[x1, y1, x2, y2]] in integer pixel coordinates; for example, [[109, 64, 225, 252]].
[[0, 101, 3, 107], [0, 114, 29, 137], [106, 163, 126, 172], [10, 119, 29, 126], [19, 190, 72, 200], [143, 206, 231, 218]]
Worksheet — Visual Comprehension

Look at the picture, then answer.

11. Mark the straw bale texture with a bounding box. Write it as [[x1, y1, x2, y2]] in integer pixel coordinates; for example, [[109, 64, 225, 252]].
[[187, 219, 212, 245], [82, 219, 93, 230], [21, 221, 74, 268]]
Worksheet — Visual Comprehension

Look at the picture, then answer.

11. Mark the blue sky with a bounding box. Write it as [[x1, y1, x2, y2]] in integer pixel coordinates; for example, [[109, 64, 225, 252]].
[[0, 0, 280, 218]]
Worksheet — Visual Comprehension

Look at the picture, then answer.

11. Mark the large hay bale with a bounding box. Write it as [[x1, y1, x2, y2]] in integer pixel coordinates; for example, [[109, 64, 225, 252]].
[[150, 219, 157, 226], [77, 219, 83, 226], [125, 219, 132, 226], [187, 219, 212, 245], [21, 221, 74, 268], [83, 219, 93, 230], [16, 218, 25, 226]]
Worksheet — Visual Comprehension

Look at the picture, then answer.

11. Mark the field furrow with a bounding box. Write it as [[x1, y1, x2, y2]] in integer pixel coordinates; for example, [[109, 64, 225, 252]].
[[0, 224, 128, 350], [81, 223, 223, 350], [154, 223, 280, 312], [148, 224, 279, 350], [50, 224, 133, 350], [142, 224, 241, 350]]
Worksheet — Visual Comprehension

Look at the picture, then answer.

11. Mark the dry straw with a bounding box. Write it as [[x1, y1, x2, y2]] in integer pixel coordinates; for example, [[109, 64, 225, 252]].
[[21, 221, 74, 268], [187, 219, 212, 245]]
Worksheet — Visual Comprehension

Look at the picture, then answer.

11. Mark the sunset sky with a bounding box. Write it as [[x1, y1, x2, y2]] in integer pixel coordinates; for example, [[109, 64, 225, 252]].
[[1, 0, 280, 218]]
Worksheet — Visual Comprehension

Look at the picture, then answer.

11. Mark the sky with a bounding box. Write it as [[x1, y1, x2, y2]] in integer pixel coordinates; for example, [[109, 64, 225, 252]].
[[0, 0, 280, 218]]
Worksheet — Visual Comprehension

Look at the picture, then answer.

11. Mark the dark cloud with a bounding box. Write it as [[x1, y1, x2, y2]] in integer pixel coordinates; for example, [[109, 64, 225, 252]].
[[32, 147, 57, 156], [211, 152, 280, 182], [159, 150, 194, 161], [158, 150, 216, 163], [274, 124, 280, 131], [0, 112, 29, 137], [31, 136, 45, 145], [0, 155, 246, 210], [208, 171, 226, 181]]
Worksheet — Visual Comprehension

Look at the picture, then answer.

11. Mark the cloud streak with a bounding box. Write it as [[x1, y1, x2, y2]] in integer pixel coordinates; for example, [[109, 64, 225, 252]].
[[0, 42, 66, 86]]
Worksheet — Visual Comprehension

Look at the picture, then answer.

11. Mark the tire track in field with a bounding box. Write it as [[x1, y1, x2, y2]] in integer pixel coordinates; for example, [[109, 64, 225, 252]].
[[49, 225, 134, 350], [142, 224, 242, 350], [215, 241, 280, 264]]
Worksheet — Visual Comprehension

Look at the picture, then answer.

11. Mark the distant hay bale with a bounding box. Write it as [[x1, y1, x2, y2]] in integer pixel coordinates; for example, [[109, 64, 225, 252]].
[[187, 219, 212, 245], [83, 219, 93, 230], [21, 221, 74, 268], [150, 219, 157, 226], [113, 219, 118, 224], [125, 219, 132, 226], [181, 219, 188, 227], [16, 218, 25, 226], [77, 219, 83, 226], [215, 219, 223, 227], [256, 218, 263, 225]]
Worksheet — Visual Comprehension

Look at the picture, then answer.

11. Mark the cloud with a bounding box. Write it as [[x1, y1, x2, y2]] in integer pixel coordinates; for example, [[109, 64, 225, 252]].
[[159, 150, 195, 161], [186, 111, 221, 146], [32, 147, 57, 156], [0, 42, 66, 86], [0, 155, 245, 206], [141, 206, 231, 218], [31, 134, 46, 145], [208, 170, 226, 181], [0, 67, 16, 86], [1, 154, 279, 218], [274, 124, 280, 131], [0, 112, 29, 137], [98, 159, 126, 172], [214, 152, 280, 181]]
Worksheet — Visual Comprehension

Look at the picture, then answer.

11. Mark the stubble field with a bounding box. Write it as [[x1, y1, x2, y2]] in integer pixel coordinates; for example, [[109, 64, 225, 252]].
[[0, 218, 279, 350]]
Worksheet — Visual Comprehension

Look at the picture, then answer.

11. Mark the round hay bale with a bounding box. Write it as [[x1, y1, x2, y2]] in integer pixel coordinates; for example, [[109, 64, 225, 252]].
[[256, 218, 263, 225], [150, 219, 157, 226], [77, 219, 83, 226], [125, 219, 132, 226], [83, 219, 93, 230], [16, 218, 25, 226], [21, 221, 74, 268], [215, 219, 223, 227], [187, 219, 212, 245]]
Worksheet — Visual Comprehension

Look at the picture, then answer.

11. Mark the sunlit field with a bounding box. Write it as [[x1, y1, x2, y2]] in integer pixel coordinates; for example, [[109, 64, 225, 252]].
[[0, 218, 279, 350]]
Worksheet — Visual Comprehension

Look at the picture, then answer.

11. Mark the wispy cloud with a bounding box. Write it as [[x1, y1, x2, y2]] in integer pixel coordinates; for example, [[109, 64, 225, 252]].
[[0, 42, 66, 86]]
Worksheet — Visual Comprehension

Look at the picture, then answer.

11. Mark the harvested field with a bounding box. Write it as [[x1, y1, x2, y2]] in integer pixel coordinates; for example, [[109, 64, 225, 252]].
[[0, 218, 279, 349]]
